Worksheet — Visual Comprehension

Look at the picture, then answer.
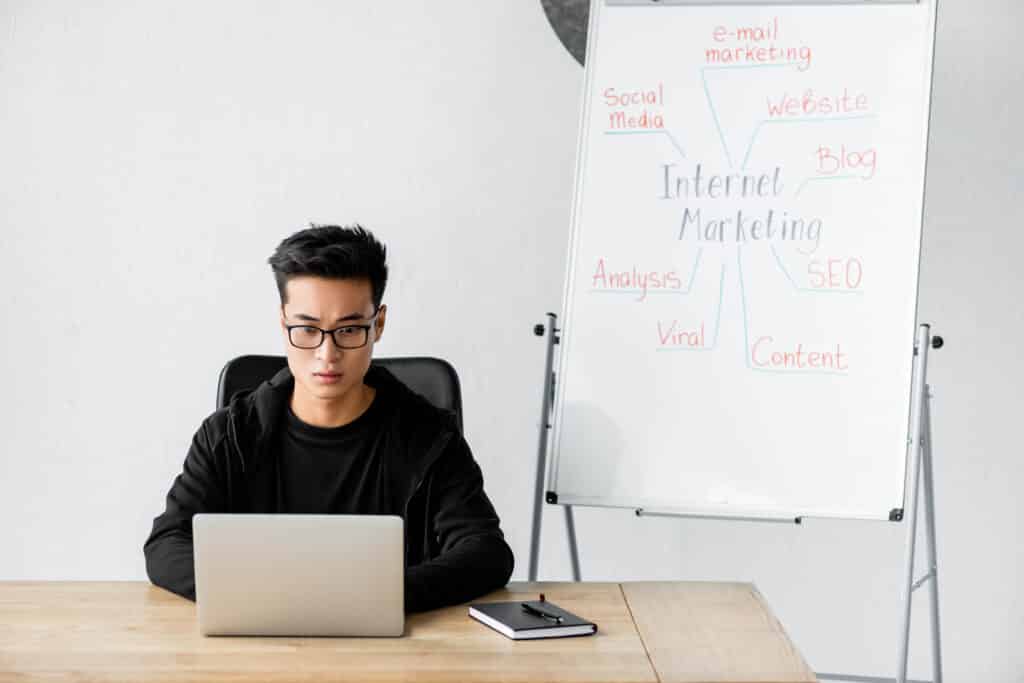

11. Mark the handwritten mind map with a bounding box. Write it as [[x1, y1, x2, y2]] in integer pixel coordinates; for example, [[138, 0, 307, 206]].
[[550, 3, 932, 519], [585, 16, 893, 376]]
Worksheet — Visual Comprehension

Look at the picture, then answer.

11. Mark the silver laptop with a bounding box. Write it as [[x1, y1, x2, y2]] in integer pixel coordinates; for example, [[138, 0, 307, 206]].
[[193, 514, 404, 637]]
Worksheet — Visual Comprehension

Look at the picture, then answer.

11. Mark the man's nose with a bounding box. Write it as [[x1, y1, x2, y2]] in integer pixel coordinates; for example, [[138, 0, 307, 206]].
[[316, 334, 341, 361]]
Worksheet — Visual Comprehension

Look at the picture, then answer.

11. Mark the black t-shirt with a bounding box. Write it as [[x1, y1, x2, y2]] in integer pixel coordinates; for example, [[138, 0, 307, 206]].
[[277, 391, 397, 515]]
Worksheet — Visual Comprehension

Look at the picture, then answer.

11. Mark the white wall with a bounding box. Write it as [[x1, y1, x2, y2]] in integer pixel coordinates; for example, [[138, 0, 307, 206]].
[[1, 2, 1020, 682]]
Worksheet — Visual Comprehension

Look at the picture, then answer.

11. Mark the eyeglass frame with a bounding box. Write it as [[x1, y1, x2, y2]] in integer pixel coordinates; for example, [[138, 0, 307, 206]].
[[282, 306, 382, 350]]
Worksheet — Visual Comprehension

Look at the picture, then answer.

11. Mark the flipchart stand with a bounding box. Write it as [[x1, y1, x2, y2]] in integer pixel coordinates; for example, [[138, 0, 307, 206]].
[[529, 319, 943, 683]]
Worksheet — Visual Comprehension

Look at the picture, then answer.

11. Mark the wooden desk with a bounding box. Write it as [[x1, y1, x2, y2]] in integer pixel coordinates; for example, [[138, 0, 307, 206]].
[[0, 581, 816, 683]]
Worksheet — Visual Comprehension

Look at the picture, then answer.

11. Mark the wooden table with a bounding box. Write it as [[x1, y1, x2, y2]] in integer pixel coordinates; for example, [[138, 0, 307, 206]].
[[0, 581, 816, 683]]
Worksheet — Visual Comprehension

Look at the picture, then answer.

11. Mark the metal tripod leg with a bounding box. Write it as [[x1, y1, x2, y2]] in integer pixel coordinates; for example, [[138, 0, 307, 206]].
[[919, 390, 943, 682], [820, 324, 943, 683], [890, 389, 942, 683], [564, 505, 581, 581], [896, 325, 943, 683], [529, 313, 582, 582]]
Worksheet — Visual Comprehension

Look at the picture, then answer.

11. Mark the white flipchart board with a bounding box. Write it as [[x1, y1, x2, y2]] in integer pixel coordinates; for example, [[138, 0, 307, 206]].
[[548, 0, 937, 521]]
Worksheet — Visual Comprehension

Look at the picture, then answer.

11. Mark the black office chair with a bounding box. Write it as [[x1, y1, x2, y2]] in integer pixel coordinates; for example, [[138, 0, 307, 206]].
[[216, 355, 463, 434]]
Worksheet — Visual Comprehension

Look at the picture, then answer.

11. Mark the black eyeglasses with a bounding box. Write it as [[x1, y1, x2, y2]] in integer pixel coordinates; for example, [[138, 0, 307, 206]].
[[284, 310, 380, 350]]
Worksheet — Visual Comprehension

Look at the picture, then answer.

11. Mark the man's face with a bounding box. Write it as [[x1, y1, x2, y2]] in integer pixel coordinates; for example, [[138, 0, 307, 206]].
[[279, 275, 386, 404]]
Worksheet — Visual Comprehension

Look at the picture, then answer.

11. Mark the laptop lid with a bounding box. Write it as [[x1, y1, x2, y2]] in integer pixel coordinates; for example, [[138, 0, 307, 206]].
[[193, 514, 404, 637]]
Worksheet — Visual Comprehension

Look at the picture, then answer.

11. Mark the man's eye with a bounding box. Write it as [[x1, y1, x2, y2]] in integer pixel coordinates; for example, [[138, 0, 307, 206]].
[[337, 326, 361, 336]]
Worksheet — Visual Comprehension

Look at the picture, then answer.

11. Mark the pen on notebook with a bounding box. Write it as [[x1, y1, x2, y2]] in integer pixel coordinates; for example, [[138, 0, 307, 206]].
[[521, 600, 563, 623]]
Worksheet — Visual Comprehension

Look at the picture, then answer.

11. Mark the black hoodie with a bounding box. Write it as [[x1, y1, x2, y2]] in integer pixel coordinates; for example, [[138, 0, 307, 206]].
[[143, 364, 514, 612]]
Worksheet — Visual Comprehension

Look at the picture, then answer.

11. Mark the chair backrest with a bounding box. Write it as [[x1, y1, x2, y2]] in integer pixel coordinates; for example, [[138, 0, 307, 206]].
[[216, 355, 463, 434]]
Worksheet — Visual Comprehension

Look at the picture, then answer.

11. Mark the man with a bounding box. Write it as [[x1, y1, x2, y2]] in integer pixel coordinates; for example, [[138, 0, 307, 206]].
[[144, 224, 514, 612]]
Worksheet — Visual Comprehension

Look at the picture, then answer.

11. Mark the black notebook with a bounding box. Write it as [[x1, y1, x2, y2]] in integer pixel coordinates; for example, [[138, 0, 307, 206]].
[[468, 597, 597, 640]]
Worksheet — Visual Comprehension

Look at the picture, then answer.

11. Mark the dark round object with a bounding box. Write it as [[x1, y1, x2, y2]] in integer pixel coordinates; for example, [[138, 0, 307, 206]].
[[931, 336, 944, 349], [540, 0, 589, 66], [534, 324, 546, 336]]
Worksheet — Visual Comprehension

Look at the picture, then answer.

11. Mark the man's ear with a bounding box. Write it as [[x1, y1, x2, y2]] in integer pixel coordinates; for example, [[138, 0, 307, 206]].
[[374, 304, 387, 342]]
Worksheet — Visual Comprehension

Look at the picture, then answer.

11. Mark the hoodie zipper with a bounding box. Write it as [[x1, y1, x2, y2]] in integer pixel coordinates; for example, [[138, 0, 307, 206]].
[[227, 409, 245, 473]]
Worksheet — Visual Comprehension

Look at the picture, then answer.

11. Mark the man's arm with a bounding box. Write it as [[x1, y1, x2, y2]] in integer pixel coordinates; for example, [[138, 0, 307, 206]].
[[143, 419, 227, 601], [404, 436, 515, 613]]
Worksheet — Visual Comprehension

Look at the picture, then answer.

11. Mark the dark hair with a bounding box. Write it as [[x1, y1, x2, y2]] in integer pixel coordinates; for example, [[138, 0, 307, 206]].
[[267, 224, 388, 307]]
